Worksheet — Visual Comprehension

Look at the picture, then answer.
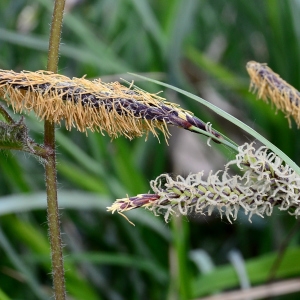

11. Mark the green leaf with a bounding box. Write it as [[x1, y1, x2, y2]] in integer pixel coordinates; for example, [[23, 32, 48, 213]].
[[192, 247, 300, 297], [0, 191, 171, 240], [0, 289, 10, 300]]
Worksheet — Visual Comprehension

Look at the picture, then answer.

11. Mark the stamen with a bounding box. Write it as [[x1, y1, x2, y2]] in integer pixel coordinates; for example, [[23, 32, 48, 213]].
[[246, 61, 300, 127], [0, 69, 220, 141], [108, 143, 300, 224]]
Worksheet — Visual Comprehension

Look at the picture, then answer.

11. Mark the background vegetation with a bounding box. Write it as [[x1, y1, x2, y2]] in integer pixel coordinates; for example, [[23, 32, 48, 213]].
[[1, 0, 300, 299]]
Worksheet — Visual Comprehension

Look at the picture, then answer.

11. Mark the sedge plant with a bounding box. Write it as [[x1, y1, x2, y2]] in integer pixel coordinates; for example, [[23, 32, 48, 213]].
[[0, 0, 232, 298], [1, 1, 300, 299]]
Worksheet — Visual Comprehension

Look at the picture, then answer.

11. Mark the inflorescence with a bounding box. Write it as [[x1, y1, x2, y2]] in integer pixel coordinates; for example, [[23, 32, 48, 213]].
[[108, 143, 300, 223], [0, 69, 221, 141], [247, 61, 300, 127]]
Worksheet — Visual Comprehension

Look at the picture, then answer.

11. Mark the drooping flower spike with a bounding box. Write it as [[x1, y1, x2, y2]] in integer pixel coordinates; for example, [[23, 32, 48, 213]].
[[108, 143, 300, 224], [246, 61, 300, 127], [0, 69, 222, 142]]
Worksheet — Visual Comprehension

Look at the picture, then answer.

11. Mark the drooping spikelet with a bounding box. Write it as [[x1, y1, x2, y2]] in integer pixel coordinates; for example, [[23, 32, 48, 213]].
[[0, 69, 221, 141], [246, 61, 300, 127], [108, 143, 300, 224]]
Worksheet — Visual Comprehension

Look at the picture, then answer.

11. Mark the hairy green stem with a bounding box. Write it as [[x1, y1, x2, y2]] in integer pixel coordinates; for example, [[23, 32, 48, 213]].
[[47, 0, 65, 73], [45, 0, 66, 299]]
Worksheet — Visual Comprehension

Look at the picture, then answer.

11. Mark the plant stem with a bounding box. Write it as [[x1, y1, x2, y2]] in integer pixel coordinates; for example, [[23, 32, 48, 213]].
[[45, 0, 66, 299], [47, 0, 66, 73], [171, 217, 191, 300], [0, 104, 14, 124], [267, 220, 300, 282]]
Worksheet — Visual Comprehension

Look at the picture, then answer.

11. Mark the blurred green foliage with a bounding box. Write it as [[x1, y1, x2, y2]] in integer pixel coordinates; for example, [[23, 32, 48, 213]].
[[0, 0, 300, 299]]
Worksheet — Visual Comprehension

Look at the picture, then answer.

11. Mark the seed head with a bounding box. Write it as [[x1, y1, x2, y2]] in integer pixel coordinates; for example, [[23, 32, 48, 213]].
[[0, 69, 221, 141], [246, 61, 300, 127]]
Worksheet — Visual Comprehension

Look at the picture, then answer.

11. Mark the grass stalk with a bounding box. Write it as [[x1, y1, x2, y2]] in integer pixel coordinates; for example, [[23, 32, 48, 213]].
[[45, 0, 66, 299], [171, 217, 191, 300]]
